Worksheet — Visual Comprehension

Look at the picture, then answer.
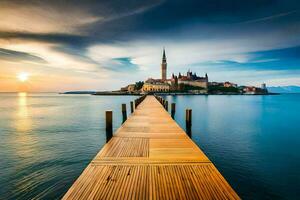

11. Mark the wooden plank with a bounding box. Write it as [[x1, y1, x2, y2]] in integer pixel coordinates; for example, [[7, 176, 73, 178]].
[[98, 137, 149, 158], [63, 95, 240, 200]]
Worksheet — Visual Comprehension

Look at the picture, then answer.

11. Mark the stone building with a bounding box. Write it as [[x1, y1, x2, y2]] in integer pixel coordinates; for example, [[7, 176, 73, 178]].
[[169, 71, 208, 89], [142, 82, 170, 92], [224, 81, 237, 88], [142, 49, 170, 92], [133, 48, 209, 93], [127, 84, 136, 92], [121, 84, 136, 92]]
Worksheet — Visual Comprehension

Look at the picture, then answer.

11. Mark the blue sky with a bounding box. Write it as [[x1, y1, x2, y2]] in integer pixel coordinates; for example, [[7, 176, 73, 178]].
[[0, 0, 299, 91]]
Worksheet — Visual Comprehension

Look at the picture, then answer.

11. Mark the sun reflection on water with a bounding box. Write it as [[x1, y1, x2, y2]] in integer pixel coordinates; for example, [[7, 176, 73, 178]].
[[16, 92, 32, 132], [13, 92, 37, 159]]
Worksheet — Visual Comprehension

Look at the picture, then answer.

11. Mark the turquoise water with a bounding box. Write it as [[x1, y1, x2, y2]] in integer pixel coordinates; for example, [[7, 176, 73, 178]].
[[165, 94, 300, 200], [0, 93, 299, 199], [0, 93, 136, 199]]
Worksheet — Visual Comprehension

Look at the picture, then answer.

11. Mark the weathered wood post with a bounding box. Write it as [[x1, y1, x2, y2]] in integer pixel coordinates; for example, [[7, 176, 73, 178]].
[[106, 111, 113, 142], [135, 99, 138, 108], [130, 101, 134, 113], [165, 100, 168, 111], [185, 109, 192, 137], [122, 104, 127, 123], [171, 103, 176, 119]]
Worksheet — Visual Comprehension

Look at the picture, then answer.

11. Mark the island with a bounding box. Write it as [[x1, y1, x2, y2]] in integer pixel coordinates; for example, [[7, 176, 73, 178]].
[[94, 49, 270, 95]]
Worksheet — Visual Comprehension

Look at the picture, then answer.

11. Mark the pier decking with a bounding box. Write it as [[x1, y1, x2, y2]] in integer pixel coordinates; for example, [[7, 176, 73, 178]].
[[63, 95, 240, 199]]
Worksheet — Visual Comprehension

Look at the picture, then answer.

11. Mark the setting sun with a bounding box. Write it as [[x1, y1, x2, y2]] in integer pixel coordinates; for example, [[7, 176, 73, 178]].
[[17, 73, 29, 82]]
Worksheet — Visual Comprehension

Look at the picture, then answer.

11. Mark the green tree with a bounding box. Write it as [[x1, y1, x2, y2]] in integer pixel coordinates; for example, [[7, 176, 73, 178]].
[[134, 81, 144, 90], [178, 83, 204, 91], [208, 85, 240, 93]]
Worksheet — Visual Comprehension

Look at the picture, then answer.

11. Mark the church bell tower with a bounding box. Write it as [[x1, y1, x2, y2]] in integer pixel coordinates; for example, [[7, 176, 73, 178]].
[[161, 48, 167, 80]]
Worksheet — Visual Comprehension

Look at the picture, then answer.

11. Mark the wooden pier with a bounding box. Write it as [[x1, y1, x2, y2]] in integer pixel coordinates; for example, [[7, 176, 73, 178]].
[[63, 95, 240, 200]]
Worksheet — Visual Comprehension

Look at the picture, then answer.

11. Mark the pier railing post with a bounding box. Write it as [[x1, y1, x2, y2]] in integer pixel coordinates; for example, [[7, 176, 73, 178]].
[[165, 100, 168, 111], [186, 109, 192, 137], [171, 103, 176, 119], [122, 104, 127, 123], [133, 94, 147, 109], [106, 111, 113, 142], [134, 99, 138, 108], [130, 101, 134, 113]]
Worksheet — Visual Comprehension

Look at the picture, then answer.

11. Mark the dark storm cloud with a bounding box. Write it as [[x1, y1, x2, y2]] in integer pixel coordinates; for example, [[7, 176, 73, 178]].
[[0, 48, 46, 63], [85, 0, 300, 39], [2, 0, 300, 46]]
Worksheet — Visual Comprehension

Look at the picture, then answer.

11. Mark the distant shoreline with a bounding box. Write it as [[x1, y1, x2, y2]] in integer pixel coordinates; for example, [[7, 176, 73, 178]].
[[62, 91, 279, 95]]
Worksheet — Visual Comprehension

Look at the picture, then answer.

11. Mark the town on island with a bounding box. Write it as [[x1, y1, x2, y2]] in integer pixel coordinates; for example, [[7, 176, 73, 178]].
[[93, 49, 269, 95], [65, 49, 270, 95]]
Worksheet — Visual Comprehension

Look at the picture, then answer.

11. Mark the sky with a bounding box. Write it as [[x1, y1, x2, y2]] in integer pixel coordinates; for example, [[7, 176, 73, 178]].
[[0, 0, 300, 92]]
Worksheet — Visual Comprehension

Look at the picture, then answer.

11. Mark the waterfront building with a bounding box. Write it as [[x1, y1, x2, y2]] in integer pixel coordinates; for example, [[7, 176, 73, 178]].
[[224, 81, 238, 88], [121, 48, 209, 93], [243, 86, 257, 94], [169, 71, 208, 89], [127, 84, 136, 92], [243, 84, 268, 94], [142, 49, 170, 92], [120, 48, 269, 95], [142, 49, 209, 92], [142, 82, 170, 92], [209, 82, 223, 86], [121, 84, 136, 92]]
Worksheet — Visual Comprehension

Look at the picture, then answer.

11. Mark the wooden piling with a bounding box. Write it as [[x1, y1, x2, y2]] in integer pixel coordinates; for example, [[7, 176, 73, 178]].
[[134, 100, 137, 108], [134, 95, 146, 108], [130, 101, 134, 113], [171, 103, 176, 118], [105, 111, 113, 142], [186, 109, 192, 137], [165, 100, 168, 111], [122, 104, 127, 123]]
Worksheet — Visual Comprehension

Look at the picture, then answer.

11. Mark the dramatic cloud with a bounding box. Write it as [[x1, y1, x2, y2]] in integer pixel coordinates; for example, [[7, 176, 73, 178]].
[[0, 0, 300, 91], [0, 48, 46, 63], [0, 0, 162, 34], [0, 2, 99, 34]]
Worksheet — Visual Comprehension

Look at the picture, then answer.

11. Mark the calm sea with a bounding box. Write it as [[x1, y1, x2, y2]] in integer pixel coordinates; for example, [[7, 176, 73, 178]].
[[0, 93, 299, 199]]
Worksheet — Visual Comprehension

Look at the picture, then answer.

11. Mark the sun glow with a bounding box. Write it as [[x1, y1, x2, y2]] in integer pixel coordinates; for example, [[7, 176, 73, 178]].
[[17, 73, 29, 82]]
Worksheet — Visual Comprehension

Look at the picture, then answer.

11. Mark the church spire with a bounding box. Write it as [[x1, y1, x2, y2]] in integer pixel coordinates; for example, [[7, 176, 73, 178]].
[[161, 48, 167, 80], [162, 48, 166, 62]]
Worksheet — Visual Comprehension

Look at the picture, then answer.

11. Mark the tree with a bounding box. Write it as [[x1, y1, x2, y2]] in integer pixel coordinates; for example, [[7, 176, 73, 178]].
[[134, 81, 144, 90], [178, 83, 204, 91], [208, 85, 240, 93]]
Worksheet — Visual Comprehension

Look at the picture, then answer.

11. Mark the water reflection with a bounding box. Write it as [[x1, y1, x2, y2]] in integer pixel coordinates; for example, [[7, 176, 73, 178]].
[[16, 92, 32, 132], [14, 92, 36, 158]]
